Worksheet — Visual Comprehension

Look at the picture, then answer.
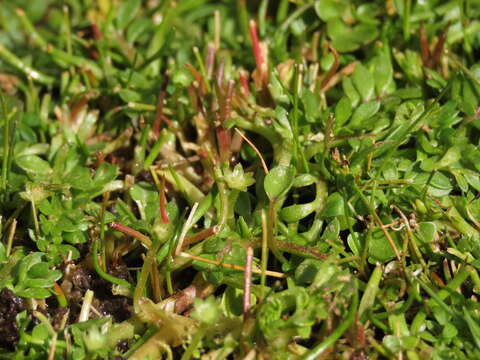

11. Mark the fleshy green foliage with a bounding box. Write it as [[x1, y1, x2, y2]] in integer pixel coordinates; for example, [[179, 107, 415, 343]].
[[0, 0, 480, 359]]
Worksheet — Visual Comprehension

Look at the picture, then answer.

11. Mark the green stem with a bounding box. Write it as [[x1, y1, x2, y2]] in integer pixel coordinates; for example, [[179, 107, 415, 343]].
[[92, 234, 132, 290], [146, 0, 208, 74], [133, 234, 165, 313], [215, 167, 229, 229], [258, 0, 269, 37], [61, 6, 73, 55], [31, 200, 40, 235], [0, 44, 54, 85], [124, 327, 157, 359], [276, 0, 289, 23], [100, 192, 110, 270], [127, 102, 156, 111], [1, 94, 9, 199], [193, 47, 211, 92], [237, 0, 250, 44], [144, 131, 169, 169], [181, 324, 207, 360], [301, 283, 359, 360], [15, 9, 102, 77], [279, 2, 314, 32], [367, 310, 389, 333], [403, 0, 411, 41], [268, 201, 287, 263], [260, 210, 269, 299], [190, 192, 213, 225], [411, 266, 471, 334]]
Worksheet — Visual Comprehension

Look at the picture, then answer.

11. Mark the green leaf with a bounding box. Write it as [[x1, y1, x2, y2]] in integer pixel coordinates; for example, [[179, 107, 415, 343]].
[[442, 323, 458, 339], [65, 166, 92, 190], [421, 147, 461, 171], [93, 163, 118, 187], [15, 287, 51, 299], [223, 163, 255, 192], [383, 335, 401, 354], [118, 89, 142, 103], [130, 182, 160, 222], [172, 67, 194, 87], [327, 20, 378, 53], [347, 233, 361, 255], [192, 296, 222, 325], [349, 101, 381, 129], [352, 63, 375, 101], [295, 259, 322, 285], [314, 0, 348, 21], [264, 165, 295, 200], [302, 89, 321, 123], [16, 252, 44, 284], [127, 17, 152, 43], [293, 174, 317, 188], [116, 0, 141, 30], [334, 96, 352, 127], [16, 155, 52, 176], [424, 68, 447, 90], [358, 264, 382, 316], [374, 49, 394, 95], [368, 228, 400, 263], [64, 231, 87, 244], [415, 222, 436, 244], [342, 77, 360, 107], [223, 286, 244, 317], [464, 307, 480, 349], [19, 182, 52, 203], [322, 192, 345, 217], [281, 202, 317, 223]]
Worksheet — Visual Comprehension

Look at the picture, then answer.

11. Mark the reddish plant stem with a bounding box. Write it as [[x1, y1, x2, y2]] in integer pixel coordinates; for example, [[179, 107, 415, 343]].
[[320, 43, 340, 90], [206, 43, 216, 79], [277, 240, 327, 260], [109, 222, 152, 247], [162, 274, 216, 314], [159, 175, 169, 224], [53, 282, 68, 307], [94, 150, 105, 167], [432, 24, 449, 68], [183, 226, 220, 248], [216, 127, 231, 164], [220, 80, 235, 122], [186, 63, 206, 94], [187, 85, 199, 112], [230, 131, 244, 155], [91, 23, 102, 40], [216, 80, 234, 163], [419, 22, 431, 66], [239, 71, 250, 95], [431, 271, 446, 288], [249, 20, 264, 79], [69, 95, 88, 123], [216, 58, 225, 89]]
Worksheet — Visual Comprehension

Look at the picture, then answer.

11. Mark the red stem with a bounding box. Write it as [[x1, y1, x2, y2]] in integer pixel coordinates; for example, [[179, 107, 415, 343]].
[[239, 71, 250, 96], [91, 23, 102, 40], [160, 176, 169, 224], [249, 20, 263, 75], [183, 226, 220, 247], [109, 222, 151, 246]]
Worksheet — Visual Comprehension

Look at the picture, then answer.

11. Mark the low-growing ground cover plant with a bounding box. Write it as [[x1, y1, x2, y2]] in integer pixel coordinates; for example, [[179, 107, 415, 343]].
[[1, 0, 480, 358]]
